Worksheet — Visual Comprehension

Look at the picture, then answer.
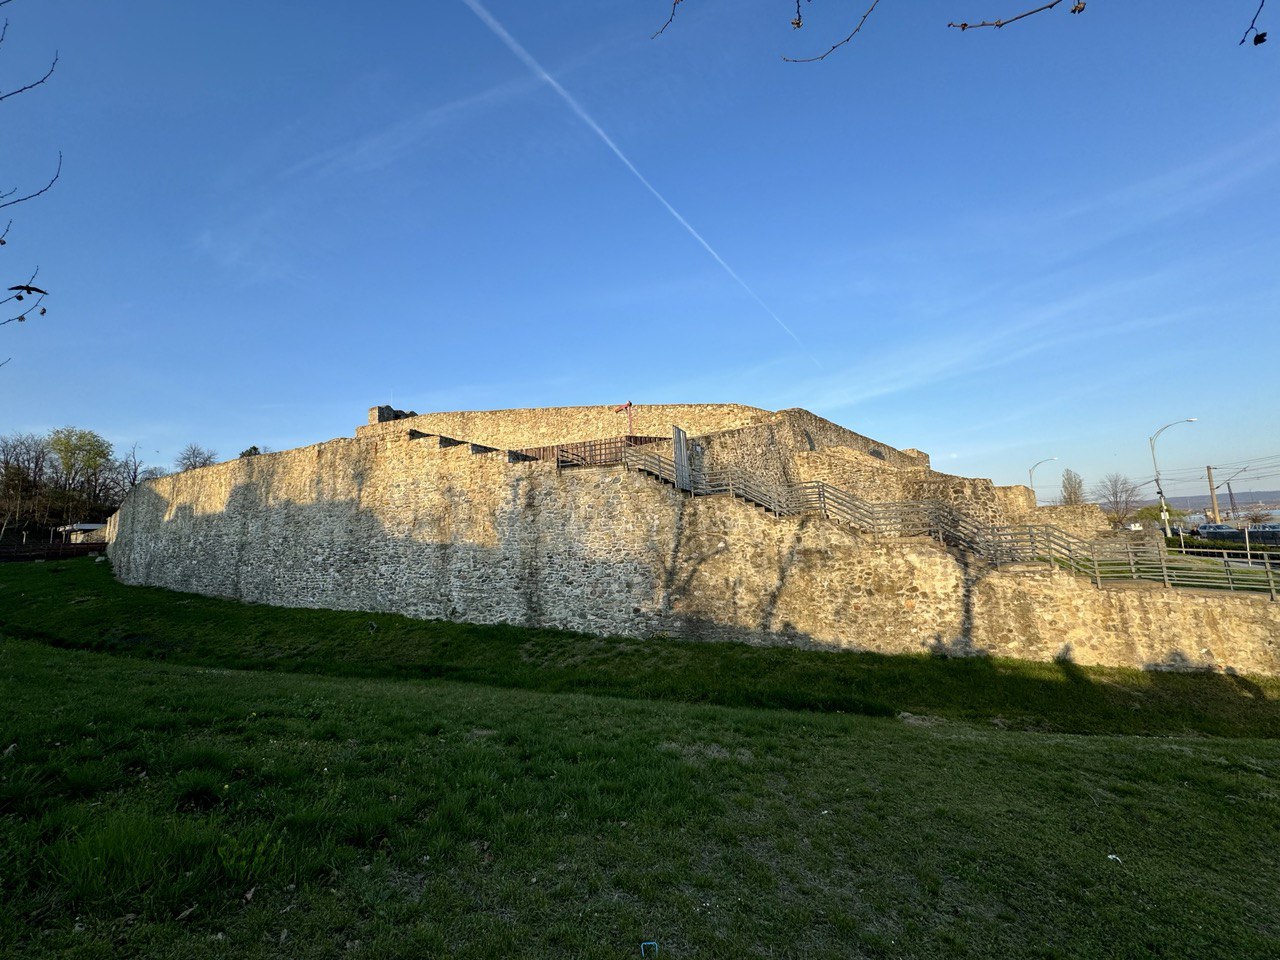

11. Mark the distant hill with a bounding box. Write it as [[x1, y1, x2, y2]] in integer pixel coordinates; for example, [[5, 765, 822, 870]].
[[1142, 490, 1280, 511]]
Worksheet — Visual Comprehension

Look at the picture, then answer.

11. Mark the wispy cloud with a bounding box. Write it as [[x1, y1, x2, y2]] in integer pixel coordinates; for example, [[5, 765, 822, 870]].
[[458, 0, 817, 365], [1057, 122, 1280, 231], [740, 268, 1195, 415], [285, 76, 537, 182]]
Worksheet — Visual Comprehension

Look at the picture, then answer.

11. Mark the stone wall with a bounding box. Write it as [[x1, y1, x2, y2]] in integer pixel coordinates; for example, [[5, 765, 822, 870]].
[[973, 567, 1280, 672], [993, 485, 1036, 521], [792, 447, 914, 503], [109, 416, 1280, 676], [1032, 504, 1113, 540], [355, 403, 774, 448]]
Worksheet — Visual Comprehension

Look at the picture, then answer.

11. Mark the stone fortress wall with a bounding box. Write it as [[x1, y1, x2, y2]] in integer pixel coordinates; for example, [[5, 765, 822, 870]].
[[107, 403, 1280, 675]]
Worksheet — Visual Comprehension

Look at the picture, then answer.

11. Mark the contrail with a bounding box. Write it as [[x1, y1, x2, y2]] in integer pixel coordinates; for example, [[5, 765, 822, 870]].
[[458, 0, 816, 363]]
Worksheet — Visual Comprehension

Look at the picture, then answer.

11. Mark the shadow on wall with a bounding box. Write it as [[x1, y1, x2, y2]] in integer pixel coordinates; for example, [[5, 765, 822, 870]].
[[111, 476, 662, 635], [110, 470, 845, 649]]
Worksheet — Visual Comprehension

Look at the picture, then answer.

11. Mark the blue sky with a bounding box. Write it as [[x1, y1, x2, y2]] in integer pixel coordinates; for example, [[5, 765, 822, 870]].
[[2, 0, 1278, 500]]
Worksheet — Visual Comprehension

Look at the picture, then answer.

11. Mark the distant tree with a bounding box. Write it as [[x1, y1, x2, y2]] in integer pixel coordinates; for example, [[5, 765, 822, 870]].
[[47, 427, 112, 496], [1134, 504, 1188, 526], [239, 445, 271, 458], [0, 430, 48, 538], [1243, 504, 1272, 525], [175, 443, 218, 472], [1059, 468, 1085, 506], [0, 426, 156, 538], [1092, 473, 1142, 526], [109, 442, 165, 497]]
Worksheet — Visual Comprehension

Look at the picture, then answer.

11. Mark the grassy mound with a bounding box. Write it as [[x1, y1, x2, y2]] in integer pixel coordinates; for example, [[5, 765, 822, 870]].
[[2, 560, 1279, 957], [2, 559, 1277, 738]]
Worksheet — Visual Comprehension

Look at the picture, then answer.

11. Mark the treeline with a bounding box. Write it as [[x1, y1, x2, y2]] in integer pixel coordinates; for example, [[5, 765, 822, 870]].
[[0, 429, 166, 541]]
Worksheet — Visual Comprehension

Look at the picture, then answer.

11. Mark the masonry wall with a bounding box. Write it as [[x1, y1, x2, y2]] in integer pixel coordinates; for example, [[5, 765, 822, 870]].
[[110, 428, 1280, 675], [355, 403, 774, 448]]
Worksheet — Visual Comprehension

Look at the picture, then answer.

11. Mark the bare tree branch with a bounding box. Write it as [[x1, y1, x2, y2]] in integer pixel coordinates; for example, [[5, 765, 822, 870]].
[[0, 267, 46, 325], [0, 152, 61, 212], [0, 50, 57, 102], [0, 357, 11, 370], [652, 0, 683, 39], [948, 0, 1078, 31], [1241, 0, 1267, 43], [0, 292, 45, 325], [0, 220, 10, 245], [0, 268, 39, 308], [783, 0, 882, 62]]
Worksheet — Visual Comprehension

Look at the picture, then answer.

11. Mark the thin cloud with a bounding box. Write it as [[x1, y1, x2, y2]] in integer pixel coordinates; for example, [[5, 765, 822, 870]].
[[285, 76, 536, 182], [458, 0, 817, 364]]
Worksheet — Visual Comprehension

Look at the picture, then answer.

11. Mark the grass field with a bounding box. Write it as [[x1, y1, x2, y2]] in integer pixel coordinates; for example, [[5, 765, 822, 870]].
[[2, 560, 1279, 958]]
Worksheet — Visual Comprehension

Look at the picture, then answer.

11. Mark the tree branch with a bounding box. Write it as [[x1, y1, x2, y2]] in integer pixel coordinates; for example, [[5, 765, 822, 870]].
[[1240, 0, 1267, 43], [0, 267, 47, 326], [0, 51, 57, 102], [0, 288, 44, 325], [948, 0, 1080, 31], [783, 0, 882, 62], [0, 152, 61, 212], [652, 0, 683, 39]]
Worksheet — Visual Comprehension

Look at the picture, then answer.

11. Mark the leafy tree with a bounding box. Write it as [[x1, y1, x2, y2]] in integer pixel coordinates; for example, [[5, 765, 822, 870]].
[[1091, 473, 1142, 526], [176, 444, 218, 472], [1134, 504, 1188, 526], [1059, 468, 1085, 506], [47, 427, 112, 494], [1, 428, 162, 539]]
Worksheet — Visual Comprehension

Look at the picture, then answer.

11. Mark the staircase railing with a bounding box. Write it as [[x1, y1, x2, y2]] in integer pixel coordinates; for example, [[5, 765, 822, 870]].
[[615, 447, 1277, 599]]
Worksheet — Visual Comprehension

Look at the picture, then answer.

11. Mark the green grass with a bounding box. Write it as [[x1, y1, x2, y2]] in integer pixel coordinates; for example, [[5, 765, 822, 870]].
[[2, 559, 1278, 738], [2, 560, 1280, 957]]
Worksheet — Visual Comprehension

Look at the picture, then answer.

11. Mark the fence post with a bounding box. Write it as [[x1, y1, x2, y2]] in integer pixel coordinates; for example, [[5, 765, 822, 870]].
[[1267, 556, 1277, 602], [1092, 546, 1101, 587], [1223, 551, 1234, 591], [1158, 543, 1170, 589], [1126, 542, 1136, 580]]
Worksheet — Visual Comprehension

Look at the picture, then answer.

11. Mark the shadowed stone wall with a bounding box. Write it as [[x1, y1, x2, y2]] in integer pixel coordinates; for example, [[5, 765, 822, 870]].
[[108, 412, 1280, 676]]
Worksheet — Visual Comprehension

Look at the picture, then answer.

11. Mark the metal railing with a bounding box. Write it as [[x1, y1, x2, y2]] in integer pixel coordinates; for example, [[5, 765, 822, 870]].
[[412, 423, 1277, 600], [0, 542, 108, 563], [617, 448, 1277, 599], [518, 436, 667, 470]]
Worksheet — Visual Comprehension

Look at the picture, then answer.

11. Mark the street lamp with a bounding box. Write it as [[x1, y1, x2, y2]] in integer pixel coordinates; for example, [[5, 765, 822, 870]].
[[1028, 457, 1058, 505], [1149, 418, 1197, 537]]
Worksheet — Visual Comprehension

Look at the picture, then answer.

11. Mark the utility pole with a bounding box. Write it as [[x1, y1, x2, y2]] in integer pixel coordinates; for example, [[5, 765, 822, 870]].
[[1206, 466, 1222, 523], [1149, 418, 1197, 538]]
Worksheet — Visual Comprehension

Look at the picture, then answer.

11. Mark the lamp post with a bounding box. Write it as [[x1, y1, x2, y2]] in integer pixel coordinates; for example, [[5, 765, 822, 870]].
[[1028, 457, 1058, 506], [1149, 418, 1197, 537]]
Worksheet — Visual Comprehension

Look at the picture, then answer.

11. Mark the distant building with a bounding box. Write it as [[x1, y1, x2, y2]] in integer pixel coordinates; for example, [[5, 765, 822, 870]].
[[55, 523, 108, 544]]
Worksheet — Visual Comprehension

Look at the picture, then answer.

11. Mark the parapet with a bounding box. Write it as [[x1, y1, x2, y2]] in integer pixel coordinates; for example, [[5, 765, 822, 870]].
[[368, 406, 419, 425], [356, 403, 775, 448]]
